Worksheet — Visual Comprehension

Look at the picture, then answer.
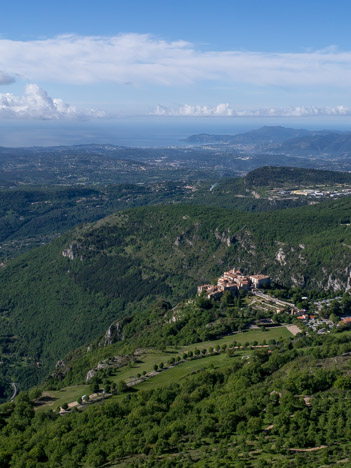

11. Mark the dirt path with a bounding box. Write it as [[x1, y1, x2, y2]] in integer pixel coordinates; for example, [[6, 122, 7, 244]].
[[289, 445, 327, 452]]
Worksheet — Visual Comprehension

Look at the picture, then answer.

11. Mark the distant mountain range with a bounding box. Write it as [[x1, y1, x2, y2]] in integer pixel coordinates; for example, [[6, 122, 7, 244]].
[[183, 125, 312, 145], [183, 126, 351, 157], [277, 132, 351, 157]]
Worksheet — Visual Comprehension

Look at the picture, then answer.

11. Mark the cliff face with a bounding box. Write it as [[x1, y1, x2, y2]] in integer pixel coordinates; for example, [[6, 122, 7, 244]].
[[61, 205, 351, 293], [62, 243, 81, 260], [104, 321, 125, 346]]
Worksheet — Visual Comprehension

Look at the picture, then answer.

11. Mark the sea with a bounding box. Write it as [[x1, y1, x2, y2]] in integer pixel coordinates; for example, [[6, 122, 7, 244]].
[[0, 116, 350, 147]]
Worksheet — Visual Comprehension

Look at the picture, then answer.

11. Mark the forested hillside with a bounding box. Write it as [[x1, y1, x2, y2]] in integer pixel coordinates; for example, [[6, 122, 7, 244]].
[[2, 331, 351, 467], [2, 166, 351, 261], [243, 166, 351, 188], [1, 195, 351, 393], [0, 166, 351, 466]]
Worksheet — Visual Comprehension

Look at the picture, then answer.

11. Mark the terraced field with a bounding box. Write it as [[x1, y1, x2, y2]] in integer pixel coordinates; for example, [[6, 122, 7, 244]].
[[36, 327, 292, 411]]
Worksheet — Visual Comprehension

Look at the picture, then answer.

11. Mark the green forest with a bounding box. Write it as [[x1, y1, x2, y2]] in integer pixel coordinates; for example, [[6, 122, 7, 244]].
[[2, 331, 351, 467], [1, 165, 351, 466]]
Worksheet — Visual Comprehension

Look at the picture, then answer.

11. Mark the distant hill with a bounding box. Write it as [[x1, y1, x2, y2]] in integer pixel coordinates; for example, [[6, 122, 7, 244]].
[[243, 166, 351, 187], [183, 126, 351, 160], [191, 166, 351, 211], [276, 132, 351, 157], [183, 126, 312, 145]]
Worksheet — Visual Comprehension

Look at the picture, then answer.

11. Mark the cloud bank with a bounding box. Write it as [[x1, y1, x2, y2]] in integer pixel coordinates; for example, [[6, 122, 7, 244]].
[[154, 104, 351, 117], [0, 84, 104, 119], [1, 34, 351, 87]]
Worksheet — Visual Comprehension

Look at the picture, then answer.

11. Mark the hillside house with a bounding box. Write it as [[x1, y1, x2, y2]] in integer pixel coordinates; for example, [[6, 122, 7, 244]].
[[249, 274, 271, 288]]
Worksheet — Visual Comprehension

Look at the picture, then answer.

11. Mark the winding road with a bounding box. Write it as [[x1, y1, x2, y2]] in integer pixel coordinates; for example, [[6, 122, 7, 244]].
[[10, 382, 17, 400]]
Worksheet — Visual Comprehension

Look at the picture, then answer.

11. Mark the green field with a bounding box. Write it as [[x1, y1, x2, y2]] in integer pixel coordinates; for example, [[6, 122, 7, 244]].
[[37, 326, 292, 411], [37, 385, 90, 412], [182, 326, 292, 351], [134, 351, 247, 391]]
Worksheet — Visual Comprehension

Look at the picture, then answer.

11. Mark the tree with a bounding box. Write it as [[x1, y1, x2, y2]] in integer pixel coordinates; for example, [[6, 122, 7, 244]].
[[90, 382, 99, 393], [329, 300, 341, 316], [197, 294, 212, 309], [153, 364, 158, 371], [29, 387, 42, 401], [342, 293, 351, 313], [10, 392, 35, 430], [329, 313, 339, 325], [117, 381, 128, 393]]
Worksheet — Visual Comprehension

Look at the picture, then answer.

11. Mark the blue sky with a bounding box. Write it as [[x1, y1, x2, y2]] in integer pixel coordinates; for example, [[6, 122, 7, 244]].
[[2, 0, 349, 51], [1, 0, 351, 122]]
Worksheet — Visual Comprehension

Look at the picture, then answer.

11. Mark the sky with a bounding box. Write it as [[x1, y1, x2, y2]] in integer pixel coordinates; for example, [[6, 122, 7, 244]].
[[1, 0, 351, 139]]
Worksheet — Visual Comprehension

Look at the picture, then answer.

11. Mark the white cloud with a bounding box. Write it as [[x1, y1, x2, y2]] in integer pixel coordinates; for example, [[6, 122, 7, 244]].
[[155, 103, 234, 116], [154, 104, 351, 117], [0, 84, 105, 119], [1, 34, 351, 87]]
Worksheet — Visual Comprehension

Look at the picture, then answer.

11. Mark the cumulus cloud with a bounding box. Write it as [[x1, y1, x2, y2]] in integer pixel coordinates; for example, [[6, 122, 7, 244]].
[[154, 104, 351, 117], [1, 34, 351, 87], [155, 103, 234, 116], [0, 84, 105, 119]]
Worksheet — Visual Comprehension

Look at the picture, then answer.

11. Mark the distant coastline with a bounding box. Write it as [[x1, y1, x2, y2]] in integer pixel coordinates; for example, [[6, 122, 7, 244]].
[[1, 116, 351, 147]]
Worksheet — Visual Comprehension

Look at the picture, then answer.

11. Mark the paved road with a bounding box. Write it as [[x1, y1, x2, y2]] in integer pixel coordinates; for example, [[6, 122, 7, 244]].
[[252, 290, 294, 308], [10, 382, 17, 400]]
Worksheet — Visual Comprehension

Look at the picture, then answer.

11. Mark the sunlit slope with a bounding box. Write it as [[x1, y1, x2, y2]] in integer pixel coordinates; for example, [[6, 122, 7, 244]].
[[1, 197, 351, 388]]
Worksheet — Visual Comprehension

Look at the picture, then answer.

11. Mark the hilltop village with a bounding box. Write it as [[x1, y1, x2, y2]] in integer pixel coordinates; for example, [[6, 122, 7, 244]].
[[198, 268, 270, 300]]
